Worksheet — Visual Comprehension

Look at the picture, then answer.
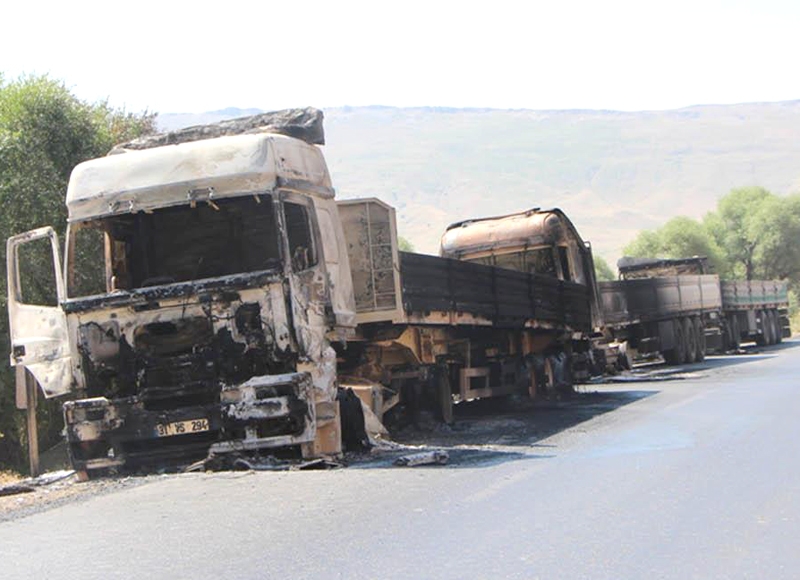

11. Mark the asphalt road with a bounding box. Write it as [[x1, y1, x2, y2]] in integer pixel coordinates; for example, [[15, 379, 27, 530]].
[[3, 342, 800, 579]]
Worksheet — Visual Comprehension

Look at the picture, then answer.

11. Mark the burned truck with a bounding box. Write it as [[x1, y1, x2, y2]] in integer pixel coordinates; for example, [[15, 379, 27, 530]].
[[8, 117, 353, 473], [439, 207, 613, 377], [600, 257, 790, 362], [439, 218, 791, 366], [7, 110, 603, 475]]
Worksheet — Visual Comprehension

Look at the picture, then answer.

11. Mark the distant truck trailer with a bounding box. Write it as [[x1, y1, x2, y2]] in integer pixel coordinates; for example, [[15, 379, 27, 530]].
[[440, 219, 790, 366], [599, 257, 789, 364]]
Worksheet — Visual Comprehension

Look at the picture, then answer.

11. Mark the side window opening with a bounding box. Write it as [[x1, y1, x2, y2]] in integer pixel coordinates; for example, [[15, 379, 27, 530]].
[[68, 223, 108, 297], [524, 248, 557, 277], [558, 247, 571, 281], [284, 202, 317, 271], [17, 238, 59, 306]]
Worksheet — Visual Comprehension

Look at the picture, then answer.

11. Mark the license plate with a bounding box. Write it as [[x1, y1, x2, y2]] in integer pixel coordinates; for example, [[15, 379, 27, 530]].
[[155, 418, 210, 437]]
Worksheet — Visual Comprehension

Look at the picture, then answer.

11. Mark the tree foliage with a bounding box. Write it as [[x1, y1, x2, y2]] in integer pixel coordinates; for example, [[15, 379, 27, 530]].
[[593, 255, 615, 281], [0, 74, 155, 470], [623, 216, 727, 274], [398, 236, 415, 252], [624, 187, 800, 284]]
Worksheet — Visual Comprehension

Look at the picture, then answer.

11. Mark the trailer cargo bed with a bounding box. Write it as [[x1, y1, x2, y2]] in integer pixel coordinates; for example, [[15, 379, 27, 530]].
[[400, 252, 592, 332], [721, 280, 789, 311], [599, 275, 722, 326]]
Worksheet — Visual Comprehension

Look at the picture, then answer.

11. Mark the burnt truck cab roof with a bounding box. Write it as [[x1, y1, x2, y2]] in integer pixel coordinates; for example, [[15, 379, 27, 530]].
[[439, 207, 603, 329], [61, 129, 356, 327], [66, 133, 334, 222], [440, 207, 583, 260], [617, 256, 711, 280]]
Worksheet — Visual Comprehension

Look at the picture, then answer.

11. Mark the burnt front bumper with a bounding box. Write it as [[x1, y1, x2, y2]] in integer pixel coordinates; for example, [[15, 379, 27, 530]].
[[64, 372, 316, 472]]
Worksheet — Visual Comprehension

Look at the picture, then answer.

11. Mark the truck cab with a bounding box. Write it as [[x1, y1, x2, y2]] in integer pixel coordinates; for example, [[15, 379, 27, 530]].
[[7, 132, 354, 474], [440, 207, 603, 328]]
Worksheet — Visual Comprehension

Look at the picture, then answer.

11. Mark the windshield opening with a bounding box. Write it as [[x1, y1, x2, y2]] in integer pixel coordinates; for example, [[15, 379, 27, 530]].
[[470, 247, 558, 278], [67, 194, 281, 297]]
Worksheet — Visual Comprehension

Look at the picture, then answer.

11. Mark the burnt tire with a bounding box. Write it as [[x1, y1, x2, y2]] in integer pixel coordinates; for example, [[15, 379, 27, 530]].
[[756, 310, 768, 346], [684, 318, 698, 364], [769, 310, 780, 345], [775, 311, 784, 344], [764, 311, 774, 345], [694, 317, 706, 362], [730, 315, 741, 350], [437, 369, 454, 424], [664, 318, 686, 365]]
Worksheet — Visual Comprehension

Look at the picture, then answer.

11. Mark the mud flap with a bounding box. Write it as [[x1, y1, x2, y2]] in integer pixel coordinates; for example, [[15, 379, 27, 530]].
[[337, 388, 369, 451]]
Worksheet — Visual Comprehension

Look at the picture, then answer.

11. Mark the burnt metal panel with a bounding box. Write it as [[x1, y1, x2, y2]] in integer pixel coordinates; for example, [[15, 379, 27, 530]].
[[338, 199, 403, 323], [399, 252, 591, 332], [600, 274, 723, 326]]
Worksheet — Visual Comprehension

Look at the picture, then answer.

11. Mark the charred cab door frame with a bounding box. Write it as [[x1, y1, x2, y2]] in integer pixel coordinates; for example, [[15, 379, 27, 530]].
[[7, 226, 74, 399]]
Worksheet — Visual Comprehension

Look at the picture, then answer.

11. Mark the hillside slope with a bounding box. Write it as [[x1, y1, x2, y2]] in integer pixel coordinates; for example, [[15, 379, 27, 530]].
[[158, 103, 800, 263]]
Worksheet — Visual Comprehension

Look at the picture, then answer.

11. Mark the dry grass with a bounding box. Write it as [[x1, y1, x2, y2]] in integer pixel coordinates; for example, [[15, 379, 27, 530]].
[[0, 470, 23, 485]]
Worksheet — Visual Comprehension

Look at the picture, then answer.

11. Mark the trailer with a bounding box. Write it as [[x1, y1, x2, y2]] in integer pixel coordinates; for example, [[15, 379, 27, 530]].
[[600, 257, 789, 363], [335, 199, 595, 422], [599, 268, 722, 364], [720, 279, 790, 348], [440, 222, 791, 365]]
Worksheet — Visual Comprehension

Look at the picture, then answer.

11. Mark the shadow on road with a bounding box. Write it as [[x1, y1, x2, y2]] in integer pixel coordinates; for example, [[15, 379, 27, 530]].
[[351, 389, 656, 470], [626, 339, 800, 377], [354, 340, 800, 469]]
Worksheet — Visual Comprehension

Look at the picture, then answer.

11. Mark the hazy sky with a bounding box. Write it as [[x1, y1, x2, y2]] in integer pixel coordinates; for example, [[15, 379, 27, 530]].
[[3, 0, 798, 114]]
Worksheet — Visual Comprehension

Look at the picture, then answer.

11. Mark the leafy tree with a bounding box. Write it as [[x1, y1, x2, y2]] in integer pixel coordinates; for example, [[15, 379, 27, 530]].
[[593, 255, 615, 281], [623, 216, 727, 274], [624, 186, 800, 291], [0, 74, 155, 471], [703, 187, 774, 280], [623, 229, 661, 259], [398, 236, 415, 252], [753, 194, 800, 281], [705, 187, 800, 281]]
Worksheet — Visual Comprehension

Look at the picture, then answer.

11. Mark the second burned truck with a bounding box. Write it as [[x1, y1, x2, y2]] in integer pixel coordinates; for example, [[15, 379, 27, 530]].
[[443, 215, 790, 365]]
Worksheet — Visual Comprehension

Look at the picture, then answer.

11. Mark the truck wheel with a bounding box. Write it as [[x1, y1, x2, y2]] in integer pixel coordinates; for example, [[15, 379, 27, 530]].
[[756, 310, 768, 346], [730, 316, 741, 350], [437, 369, 454, 424], [684, 318, 697, 364], [774, 311, 784, 344], [694, 317, 706, 362], [664, 318, 686, 365], [763, 310, 772, 345], [768, 310, 779, 345], [531, 357, 556, 396]]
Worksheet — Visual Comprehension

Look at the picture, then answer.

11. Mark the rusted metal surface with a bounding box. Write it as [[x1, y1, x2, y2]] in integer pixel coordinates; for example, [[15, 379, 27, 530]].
[[9, 133, 348, 473], [66, 133, 333, 223], [6, 227, 74, 398], [111, 107, 325, 152], [442, 208, 576, 263], [600, 275, 723, 326], [337, 198, 403, 324], [439, 207, 603, 329], [617, 256, 712, 278], [399, 252, 592, 333]]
